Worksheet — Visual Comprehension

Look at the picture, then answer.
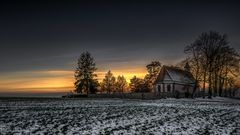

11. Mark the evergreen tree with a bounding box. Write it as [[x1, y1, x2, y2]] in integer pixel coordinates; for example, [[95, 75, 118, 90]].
[[116, 75, 128, 93], [74, 51, 98, 94], [130, 76, 147, 92], [101, 70, 116, 93]]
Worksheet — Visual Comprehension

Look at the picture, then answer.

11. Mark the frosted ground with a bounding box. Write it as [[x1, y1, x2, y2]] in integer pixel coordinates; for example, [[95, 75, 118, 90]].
[[0, 98, 240, 135]]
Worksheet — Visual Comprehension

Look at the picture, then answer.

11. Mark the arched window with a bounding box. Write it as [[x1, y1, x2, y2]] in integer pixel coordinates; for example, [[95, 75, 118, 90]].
[[167, 85, 171, 92]]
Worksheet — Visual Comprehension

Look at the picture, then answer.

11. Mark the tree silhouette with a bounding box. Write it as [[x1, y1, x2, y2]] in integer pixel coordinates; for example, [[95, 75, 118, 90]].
[[184, 31, 240, 98], [144, 61, 161, 92], [74, 51, 98, 94], [130, 76, 147, 93], [146, 61, 161, 75], [116, 75, 128, 93], [101, 70, 116, 94]]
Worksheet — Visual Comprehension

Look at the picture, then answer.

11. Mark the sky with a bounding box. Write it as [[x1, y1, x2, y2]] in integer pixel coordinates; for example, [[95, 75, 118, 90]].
[[0, 0, 240, 96]]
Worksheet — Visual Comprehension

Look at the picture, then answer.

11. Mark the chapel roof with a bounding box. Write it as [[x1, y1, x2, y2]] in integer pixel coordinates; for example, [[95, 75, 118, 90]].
[[155, 65, 195, 84]]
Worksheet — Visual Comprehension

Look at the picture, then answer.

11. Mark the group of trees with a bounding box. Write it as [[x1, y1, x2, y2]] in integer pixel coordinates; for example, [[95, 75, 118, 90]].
[[74, 31, 239, 97], [129, 61, 161, 93], [74, 51, 129, 94], [100, 70, 128, 93], [183, 31, 240, 98], [74, 51, 162, 94]]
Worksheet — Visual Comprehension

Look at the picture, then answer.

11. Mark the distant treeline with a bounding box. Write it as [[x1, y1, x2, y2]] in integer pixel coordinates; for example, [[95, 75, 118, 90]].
[[73, 51, 161, 94]]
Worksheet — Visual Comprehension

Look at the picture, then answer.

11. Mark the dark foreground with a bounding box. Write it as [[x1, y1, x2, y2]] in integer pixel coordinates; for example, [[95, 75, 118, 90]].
[[0, 97, 240, 134]]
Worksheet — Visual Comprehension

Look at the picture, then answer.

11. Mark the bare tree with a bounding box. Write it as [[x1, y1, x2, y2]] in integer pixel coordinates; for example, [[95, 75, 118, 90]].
[[184, 31, 240, 98], [184, 44, 203, 98]]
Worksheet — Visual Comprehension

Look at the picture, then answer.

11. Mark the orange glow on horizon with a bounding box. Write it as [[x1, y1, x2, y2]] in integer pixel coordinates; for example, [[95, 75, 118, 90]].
[[96, 68, 147, 83], [0, 68, 147, 93], [0, 70, 74, 93]]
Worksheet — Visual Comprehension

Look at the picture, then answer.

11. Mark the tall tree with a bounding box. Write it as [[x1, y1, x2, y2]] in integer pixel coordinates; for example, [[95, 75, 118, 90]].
[[184, 31, 240, 98], [74, 51, 98, 94], [144, 61, 161, 92], [115, 75, 128, 93], [101, 70, 116, 93], [184, 43, 204, 98]]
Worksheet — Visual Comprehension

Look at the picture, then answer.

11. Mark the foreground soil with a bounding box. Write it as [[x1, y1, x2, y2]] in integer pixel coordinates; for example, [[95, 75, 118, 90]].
[[0, 97, 240, 134]]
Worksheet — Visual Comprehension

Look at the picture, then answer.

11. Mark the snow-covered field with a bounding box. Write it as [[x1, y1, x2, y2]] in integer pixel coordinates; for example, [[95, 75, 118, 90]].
[[0, 98, 240, 135]]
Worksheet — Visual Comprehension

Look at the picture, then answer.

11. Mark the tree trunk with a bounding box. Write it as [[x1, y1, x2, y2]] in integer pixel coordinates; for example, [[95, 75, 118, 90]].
[[192, 81, 198, 99], [203, 70, 206, 98], [219, 78, 223, 97], [86, 79, 89, 95], [208, 68, 212, 98], [213, 71, 218, 97]]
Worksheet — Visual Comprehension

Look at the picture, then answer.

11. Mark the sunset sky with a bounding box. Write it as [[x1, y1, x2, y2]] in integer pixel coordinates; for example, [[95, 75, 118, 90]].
[[0, 1, 240, 96]]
